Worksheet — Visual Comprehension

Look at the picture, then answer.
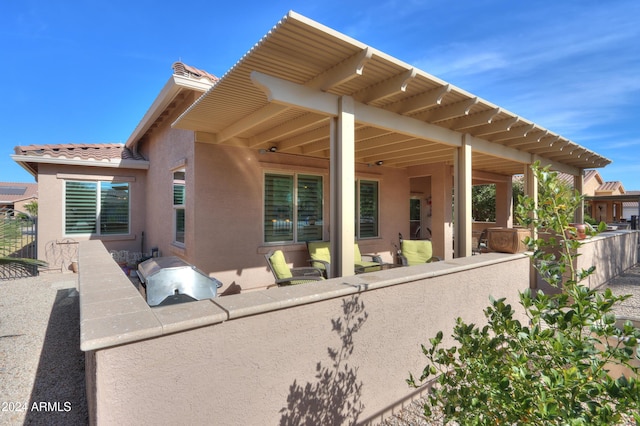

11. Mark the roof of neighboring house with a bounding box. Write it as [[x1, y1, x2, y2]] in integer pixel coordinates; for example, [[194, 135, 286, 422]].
[[0, 182, 37, 203], [513, 168, 602, 187], [543, 169, 627, 195], [584, 169, 601, 185], [595, 180, 625, 195], [12, 61, 216, 179], [12, 143, 149, 178], [623, 190, 640, 209]]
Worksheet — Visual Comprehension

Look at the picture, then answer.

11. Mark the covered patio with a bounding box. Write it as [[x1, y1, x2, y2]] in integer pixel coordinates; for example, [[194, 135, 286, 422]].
[[170, 11, 610, 278], [585, 194, 640, 228]]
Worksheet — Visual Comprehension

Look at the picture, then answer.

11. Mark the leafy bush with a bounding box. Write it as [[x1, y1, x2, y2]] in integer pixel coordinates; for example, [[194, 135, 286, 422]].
[[408, 162, 640, 425]]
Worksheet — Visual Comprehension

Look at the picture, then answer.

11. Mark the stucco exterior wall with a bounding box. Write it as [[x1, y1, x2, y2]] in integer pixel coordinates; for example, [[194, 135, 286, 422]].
[[577, 230, 638, 289], [137, 92, 200, 262], [35, 163, 146, 269], [535, 230, 638, 295], [583, 175, 602, 196], [13, 197, 36, 214], [82, 245, 530, 425], [189, 142, 409, 293]]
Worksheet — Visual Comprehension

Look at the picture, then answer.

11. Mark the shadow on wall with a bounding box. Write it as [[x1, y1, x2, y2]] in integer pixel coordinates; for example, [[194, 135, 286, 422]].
[[25, 288, 88, 424], [279, 296, 368, 425]]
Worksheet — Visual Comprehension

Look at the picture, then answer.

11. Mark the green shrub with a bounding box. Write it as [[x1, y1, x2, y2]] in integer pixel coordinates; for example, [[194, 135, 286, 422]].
[[408, 162, 640, 425]]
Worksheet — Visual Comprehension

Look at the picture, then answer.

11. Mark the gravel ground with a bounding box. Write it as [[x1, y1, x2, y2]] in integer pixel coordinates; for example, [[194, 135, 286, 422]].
[[1, 266, 640, 426], [0, 272, 87, 426]]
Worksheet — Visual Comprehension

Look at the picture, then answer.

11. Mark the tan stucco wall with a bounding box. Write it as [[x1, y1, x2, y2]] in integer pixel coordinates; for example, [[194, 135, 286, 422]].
[[184, 142, 410, 293], [13, 197, 36, 214], [82, 246, 530, 425], [535, 230, 638, 295], [137, 93, 200, 262], [36, 163, 146, 270], [577, 230, 638, 289], [583, 176, 601, 196]]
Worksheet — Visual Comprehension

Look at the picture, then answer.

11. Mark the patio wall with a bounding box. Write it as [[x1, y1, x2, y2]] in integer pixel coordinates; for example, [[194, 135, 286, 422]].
[[535, 230, 638, 294], [80, 240, 529, 425], [578, 230, 638, 288], [80, 230, 637, 425]]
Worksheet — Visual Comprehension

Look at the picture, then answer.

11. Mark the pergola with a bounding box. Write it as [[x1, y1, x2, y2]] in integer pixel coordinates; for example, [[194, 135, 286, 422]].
[[173, 11, 610, 276]]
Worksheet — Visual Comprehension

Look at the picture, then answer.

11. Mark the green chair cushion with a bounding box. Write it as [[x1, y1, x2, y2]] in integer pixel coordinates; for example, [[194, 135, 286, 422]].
[[308, 242, 331, 263], [270, 250, 292, 279], [353, 243, 363, 262], [288, 279, 314, 285], [308, 241, 381, 273], [355, 260, 379, 268], [309, 242, 366, 262], [355, 260, 381, 273], [307, 241, 331, 272], [401, 240, 433, 266]]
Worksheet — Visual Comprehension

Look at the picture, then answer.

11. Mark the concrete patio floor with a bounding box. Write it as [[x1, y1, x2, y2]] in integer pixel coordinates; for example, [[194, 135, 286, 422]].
[[1, 265, 639, 426]]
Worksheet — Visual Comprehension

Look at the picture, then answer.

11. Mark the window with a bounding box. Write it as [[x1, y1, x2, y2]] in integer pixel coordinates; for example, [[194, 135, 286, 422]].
[[173, 170, 186, 245], [264, 173, 323, 243], [65, 180, 130, 235], [357, 180, 379, 238]]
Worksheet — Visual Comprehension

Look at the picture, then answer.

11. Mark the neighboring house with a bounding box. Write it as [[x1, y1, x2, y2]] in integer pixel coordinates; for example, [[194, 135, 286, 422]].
[[0, 182, 37, 214], [590, 177, 626, 223], [548, 169, 639, 224], [567, 169, 634, 223], [12, 12, 612, 293], [623, 191, 640, 222]]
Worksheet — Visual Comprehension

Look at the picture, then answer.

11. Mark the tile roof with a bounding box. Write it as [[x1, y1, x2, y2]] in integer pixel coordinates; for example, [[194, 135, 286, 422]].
[[0, 182, 37, 203], [623, 190, 640, 208], [596, 181, 624, 194], [172, 62, 219, 84], [14, 143, 146, 161]]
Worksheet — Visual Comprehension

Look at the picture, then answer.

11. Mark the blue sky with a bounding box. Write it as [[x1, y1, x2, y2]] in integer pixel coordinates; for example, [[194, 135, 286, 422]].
[[1, 1, 638, 189]]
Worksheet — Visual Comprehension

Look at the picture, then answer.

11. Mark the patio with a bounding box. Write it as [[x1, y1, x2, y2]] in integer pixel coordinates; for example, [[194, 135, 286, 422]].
[[78, 230, 636, 424], [0, 230, 637, 425]]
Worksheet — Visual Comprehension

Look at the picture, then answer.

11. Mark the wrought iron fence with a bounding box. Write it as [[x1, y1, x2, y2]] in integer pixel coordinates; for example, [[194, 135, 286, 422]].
[[0, 209, 38, 280]]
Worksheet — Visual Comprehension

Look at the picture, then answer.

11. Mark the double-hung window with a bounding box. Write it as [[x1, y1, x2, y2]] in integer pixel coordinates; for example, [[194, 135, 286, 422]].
[[65, 180, 130, 235], [264, 173, 323, 244], [173, 170, 186, 245], [356, 179, 379, 238]]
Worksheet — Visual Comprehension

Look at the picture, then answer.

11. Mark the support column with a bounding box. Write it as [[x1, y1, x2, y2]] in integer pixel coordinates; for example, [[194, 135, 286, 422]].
[[574, 171, 584, 224], [454, 134, 472, 258], [330, 96, 355, 278], [524, 163, 538, 290], [495, 179, 513, 228], [429, 164, 454, 260]]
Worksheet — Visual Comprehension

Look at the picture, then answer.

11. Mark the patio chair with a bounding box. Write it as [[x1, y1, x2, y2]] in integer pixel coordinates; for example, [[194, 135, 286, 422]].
[[306, 241, 383, 277], [397, 233, 441, 266], [265, 250, 324, 286]]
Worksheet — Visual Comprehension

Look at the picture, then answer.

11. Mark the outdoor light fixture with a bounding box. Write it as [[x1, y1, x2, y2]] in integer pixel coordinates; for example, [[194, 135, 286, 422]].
[[259, 146, 279, 154]]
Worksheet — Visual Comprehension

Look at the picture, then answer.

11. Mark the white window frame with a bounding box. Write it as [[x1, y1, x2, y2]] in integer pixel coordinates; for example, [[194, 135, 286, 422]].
[[172, 168, 186, 247], [63, 180, 131, 236], [356, 178, 380, 239], [263, 171, 324, 244]]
